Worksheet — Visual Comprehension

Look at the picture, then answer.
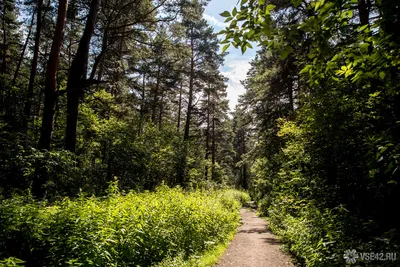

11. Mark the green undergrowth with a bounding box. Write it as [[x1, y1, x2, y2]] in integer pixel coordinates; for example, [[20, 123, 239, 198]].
[[258, 198, 400, 266], [0, 185, 249, 266]]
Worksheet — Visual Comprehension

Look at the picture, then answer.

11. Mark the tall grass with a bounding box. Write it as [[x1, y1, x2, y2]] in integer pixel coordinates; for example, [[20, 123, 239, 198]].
[[0, 185, 249, 266]]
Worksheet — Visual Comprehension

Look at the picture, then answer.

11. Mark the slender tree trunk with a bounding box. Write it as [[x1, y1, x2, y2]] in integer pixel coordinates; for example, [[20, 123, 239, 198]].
[[211, 111, 216, 180], [152, 64, 161, 123], [34, 0, 68, 198], [242, 163, 248, 189], [24, 0, 44, 129], [13, 13, 34, 85], [65, 0, 101, 152], [177, 80, 182, 131], [178, 34, 195, 187], [1, 2, 7, 75], [358, 0, 371, 26], [204, 91, 210, 180], [158, 87, 164, 129], [89, 29, 107, 80], [96, 57, 104, 87], [39, 0, 68, 150], [184, 36, 194, 141], [139, 73, 146, 134], [0, 2, 7, 111], [288, 79, 294, 112]]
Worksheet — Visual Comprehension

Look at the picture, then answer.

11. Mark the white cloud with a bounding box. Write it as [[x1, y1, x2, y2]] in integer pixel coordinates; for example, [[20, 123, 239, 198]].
[[221, 59, 252, 110], [203, 14, 227, 29]]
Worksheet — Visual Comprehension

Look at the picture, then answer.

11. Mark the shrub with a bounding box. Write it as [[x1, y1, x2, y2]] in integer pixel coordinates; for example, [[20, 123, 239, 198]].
[[0, 186, 248, 266]]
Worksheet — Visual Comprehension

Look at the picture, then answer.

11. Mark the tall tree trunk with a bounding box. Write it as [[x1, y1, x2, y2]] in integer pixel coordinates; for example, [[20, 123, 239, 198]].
[[211, 111, 216, 180], [1, 2, 7, 75], [242, 163, 248, 189], [38, 0, 68, 150], [152, 64, 161, 123], [204, 90, 210, 180], [0, 1, 7, 110], [177, 80, 182, 131], [65, 0, 101, 152], [158, 87, 164, 129], [24, 0, 44, 130], [178, 34, 195, 187], [35, 0, 68, 198], [288, 79, 294, 112], [89, 29, 107, 80], [358, 0, 371, 26], [184, 36, 194, 141], [139, 73, 146, 134], [13, 13, 35, 85]]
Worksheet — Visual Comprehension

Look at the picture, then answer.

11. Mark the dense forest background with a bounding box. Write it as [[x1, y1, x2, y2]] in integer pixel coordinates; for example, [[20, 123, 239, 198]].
[[1, 0, 400, 265], [222, 0, 400, 265], [0, 0, 239, 199]]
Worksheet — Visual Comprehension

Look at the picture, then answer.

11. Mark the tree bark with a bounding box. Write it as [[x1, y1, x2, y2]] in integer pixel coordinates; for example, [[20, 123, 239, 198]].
[[89, 29, 107, 80], [158, 86, 164, 129], [152, 64, 161, 123], [13, 13, 35, 85], [34, 0, 68, 198], [139, 73, 146, 134], [0, 0, 7, 111], [24, 0, 44, 130], [204, 90, 210, 180], [38, 0, 68, 150], [1, 2, 7, 75], [211, 111, 216, 181], [177, 80, 182, 131], [288, 79, 294, 112], [184, 35, 194, 141], [65, 0, 101, 152], [358, 0, 371, 26]]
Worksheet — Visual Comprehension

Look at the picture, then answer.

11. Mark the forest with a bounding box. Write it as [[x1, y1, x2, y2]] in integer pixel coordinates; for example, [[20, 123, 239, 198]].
[[0, 0, 399, 266]]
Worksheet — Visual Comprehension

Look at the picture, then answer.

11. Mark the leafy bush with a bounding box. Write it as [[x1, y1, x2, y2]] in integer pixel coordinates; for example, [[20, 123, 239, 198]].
[[254, 119, 400, 266], [219, 189, 251, 206], [0, 186, 248, 266]]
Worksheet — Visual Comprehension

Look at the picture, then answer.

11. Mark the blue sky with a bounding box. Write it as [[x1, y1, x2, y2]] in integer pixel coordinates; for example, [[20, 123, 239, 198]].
[[204, 0, 258, 111]]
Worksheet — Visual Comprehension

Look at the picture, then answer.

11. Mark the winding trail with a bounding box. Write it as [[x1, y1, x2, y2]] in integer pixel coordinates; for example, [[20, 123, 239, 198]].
[[215, 208, 294, 267]]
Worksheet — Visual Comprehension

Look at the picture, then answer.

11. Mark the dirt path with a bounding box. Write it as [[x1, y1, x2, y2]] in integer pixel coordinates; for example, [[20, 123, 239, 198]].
[[215, 208, 294, 267]]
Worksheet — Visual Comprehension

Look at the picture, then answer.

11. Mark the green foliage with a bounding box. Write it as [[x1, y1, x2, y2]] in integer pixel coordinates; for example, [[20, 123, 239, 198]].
[[225, 0, 400, 265], [0, 186, 247, 266]]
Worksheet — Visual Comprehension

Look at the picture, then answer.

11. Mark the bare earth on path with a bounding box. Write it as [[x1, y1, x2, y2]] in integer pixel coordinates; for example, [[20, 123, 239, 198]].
[[215, 208, 294, 267]]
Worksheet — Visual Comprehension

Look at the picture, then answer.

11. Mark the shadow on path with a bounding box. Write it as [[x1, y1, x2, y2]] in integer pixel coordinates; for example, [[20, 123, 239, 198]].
[[215, 208, 294, 267]]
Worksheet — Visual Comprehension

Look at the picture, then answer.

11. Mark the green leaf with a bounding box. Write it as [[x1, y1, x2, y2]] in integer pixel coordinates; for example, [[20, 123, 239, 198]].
[[280, 46, 293, 59], [315, 0, 324, 11], [379, 71, 386, 80], [299, 65, 312, 75], [232, 7, 237, 16], [360, 42, 370, 52], [241, 0, 248, 5], [220, 11, 231, 17], [259, 0, 265, 5], [266, 4, 276, 11], [331, 54, 339, 61], [248, 29, 255, 38], [359, 24, 369, 32], [241, 45, 247, 54], [320, 2, 334, 14], [225, 17, 233, 23], [222, 44, 230, 53]]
